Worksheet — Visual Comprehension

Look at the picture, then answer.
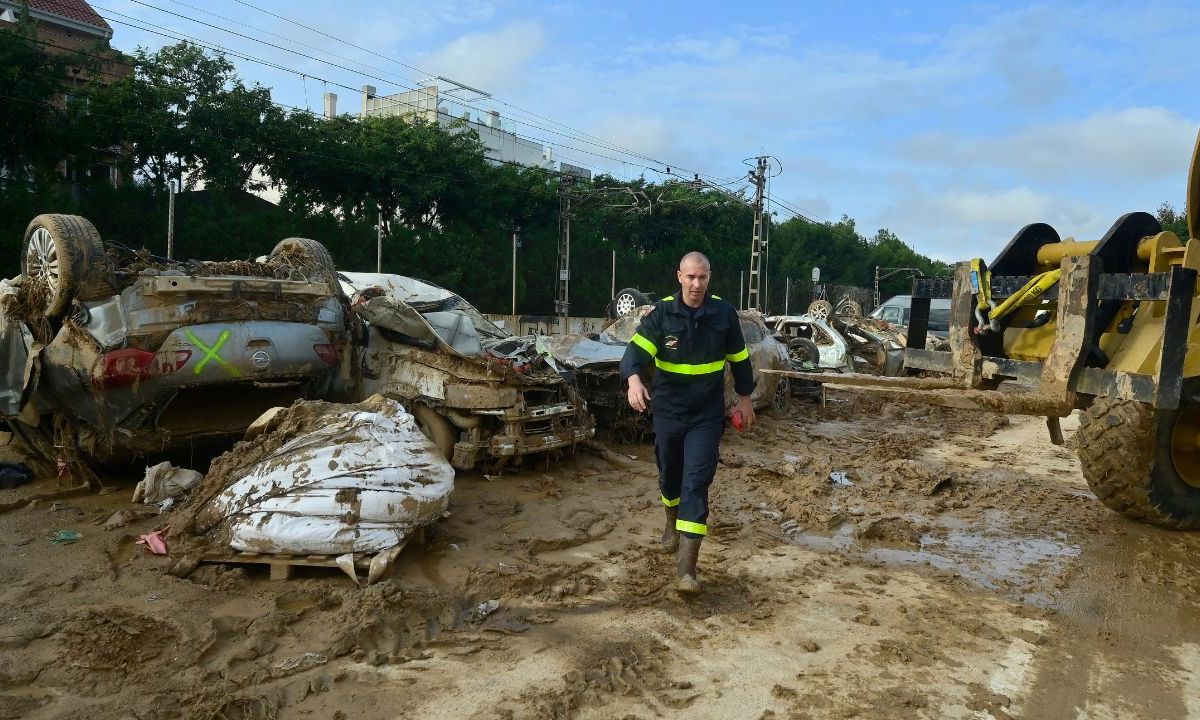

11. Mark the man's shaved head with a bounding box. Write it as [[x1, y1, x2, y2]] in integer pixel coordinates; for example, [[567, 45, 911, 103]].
[[677, 251, 712, 308], [679, 251, 711, 271]]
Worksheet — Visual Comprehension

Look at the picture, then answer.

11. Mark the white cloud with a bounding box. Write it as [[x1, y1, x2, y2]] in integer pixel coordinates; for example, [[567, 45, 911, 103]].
[[418, 21, 545, 94], [902, 107, 1197, 183]]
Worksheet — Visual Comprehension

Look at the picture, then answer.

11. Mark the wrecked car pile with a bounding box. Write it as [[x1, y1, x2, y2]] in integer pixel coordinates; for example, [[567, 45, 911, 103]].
[[340, 272, 595, 470], [768, 313, 916, 376], [549, 304, 793, 437], [2, 215, 348, 466]]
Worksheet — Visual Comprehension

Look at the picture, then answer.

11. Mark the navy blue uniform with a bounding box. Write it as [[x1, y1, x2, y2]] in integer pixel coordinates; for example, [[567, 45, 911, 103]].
[[619, 294, 755, 538]]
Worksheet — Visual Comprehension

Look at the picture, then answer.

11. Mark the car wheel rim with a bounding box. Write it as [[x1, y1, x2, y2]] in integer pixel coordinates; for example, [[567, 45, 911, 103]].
[[616, 294, 636, 315], [1170, 405, 1200, 488], [27, 227, 59, 297]]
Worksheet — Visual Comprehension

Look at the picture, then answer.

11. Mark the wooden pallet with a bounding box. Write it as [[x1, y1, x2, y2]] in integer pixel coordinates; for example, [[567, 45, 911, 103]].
[[200, 529, 421, 585]]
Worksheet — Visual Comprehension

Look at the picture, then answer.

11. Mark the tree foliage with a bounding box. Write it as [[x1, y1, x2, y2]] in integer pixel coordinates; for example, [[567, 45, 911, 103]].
[[0, 34, 970, 316]]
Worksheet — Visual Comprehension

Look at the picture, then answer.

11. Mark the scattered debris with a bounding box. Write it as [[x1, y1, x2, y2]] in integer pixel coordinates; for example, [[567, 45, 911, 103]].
[[0, 461, 33, 489], [51, 530, 81, 545], [132, 462, 203, 504], [829, 471, 852, 487], [469, 599, 501, 623], [137, 528, 169, 555]]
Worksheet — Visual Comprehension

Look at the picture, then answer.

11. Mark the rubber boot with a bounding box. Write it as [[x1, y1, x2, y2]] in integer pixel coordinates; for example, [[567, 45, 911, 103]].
[[659, 507, 679, 553], [676, 535, 702, 595]]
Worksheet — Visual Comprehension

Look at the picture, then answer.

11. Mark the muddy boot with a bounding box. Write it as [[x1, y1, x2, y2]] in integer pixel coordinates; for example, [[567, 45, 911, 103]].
[[676, 536, 702, 595], [659, 507, 679, 553]]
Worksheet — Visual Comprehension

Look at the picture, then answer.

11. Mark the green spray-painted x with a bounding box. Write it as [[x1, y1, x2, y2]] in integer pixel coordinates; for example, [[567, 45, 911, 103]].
[[184, 328, 241, 377]]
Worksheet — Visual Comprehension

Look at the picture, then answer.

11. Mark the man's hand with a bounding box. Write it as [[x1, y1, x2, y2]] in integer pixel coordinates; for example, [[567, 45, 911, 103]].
[[735, 395, 756, 430], [627, 375, 651, 413]]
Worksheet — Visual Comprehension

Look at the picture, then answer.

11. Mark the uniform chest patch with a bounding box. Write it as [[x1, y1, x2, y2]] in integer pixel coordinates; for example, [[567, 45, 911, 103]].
[[664, 335, 679, 350]]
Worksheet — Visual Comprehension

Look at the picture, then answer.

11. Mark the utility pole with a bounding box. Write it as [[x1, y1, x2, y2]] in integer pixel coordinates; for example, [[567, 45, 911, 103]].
[[610, 247, 615, 300], [747, 156, 768, 312], [685, 157, 773, 313], [376, 205, 383, 272], [512, 228, 519, 333], [555, 177, 574, 330], [739, 270, 744, 310], [167, 178, 176, 260], [785, 277, 790, 315]]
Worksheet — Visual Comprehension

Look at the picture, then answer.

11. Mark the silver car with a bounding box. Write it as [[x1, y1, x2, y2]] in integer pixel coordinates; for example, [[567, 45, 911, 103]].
[[1, 214, 348, 464]]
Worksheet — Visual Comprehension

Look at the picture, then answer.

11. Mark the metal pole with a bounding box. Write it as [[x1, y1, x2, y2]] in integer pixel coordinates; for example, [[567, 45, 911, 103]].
[[167, 179, 175, 260], [874, 266, 880, 309], [610, 249, 615, 300], [376, 205, 383, 273], [512, 229, 518, 333], [785, 277, 790, 315], [739, 270, 744, 310]]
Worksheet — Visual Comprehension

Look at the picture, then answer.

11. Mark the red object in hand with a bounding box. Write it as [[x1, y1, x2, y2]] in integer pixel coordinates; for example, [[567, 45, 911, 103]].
[[730, 409, 744, 432]]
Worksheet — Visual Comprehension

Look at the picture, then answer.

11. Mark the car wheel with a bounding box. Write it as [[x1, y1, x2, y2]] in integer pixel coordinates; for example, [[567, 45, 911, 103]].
[[613, 287, 649, 316], [836, 300, 863, 318], [22, 214, 116, 320], [271, 237, 342, 294], [412, 404, 457, 460], [788, 338, 821, 366], [807, 300, 833, 320]]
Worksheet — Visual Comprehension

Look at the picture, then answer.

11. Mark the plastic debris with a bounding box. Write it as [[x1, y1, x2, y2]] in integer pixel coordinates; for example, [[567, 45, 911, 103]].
[[136, 528, 169, 555], [469, 599, 500, 623], [133, 462, 203, 504], [51, 530, 81, 544], [0, 462, 33, 489], [829, 471, 853, 487]]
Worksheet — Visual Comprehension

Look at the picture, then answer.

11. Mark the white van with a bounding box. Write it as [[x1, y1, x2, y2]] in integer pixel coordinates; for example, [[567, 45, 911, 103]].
[[870, 295, 952, 337]]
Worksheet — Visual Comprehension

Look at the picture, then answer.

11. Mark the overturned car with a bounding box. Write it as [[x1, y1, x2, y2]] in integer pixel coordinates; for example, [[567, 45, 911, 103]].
[[548, 305, 792, 437], [1, 214, 348, 466], [339, 272, 594, 470]]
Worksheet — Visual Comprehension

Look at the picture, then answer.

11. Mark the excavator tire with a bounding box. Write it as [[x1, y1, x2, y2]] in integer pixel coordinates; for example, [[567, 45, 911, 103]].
[[1077, 396, 1200, 529]]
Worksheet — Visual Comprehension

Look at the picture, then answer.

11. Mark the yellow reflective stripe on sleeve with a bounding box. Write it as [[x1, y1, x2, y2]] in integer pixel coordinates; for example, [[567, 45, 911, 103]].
[[675, 520, 708, 535], [711, 294, 721, 299], [662, 295, 674, 301], [661, 495, 681, 507], [654, 357, 725, 375], [726, 346, 749, 362], [631, 332, 658, 357]]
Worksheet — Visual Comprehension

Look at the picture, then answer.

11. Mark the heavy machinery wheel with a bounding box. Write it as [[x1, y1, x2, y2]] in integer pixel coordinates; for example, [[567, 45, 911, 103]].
[[836, 300, 863, 318], [412, 404, 457, 460], [613, 287, 649, 317], [1077, 396, 1200, 529], [772, 377, 792, 414], [807, 299, 833, 320], [21, 214, 117, 319], [788, 337, 821, 367], [271, 237, 341, 293]]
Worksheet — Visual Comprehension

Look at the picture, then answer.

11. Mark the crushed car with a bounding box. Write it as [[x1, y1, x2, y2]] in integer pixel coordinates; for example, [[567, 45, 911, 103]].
[[548, 305, 793, 437], [1, 214, 348, 466], [338, 272, 594, 471], [768, 314, 908, 376]]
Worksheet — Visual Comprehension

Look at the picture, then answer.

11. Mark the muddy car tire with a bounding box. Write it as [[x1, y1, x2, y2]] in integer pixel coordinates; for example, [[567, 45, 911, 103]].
[[412, 404, 457, 460], [612, 288, 649, 317], [807, 299, 833, 320], [787, 338, 821, 367], [1077, 396, 1200, 529], [21, 214, 117, 319], [271, 238, 341, 293], [836, 300, 863, 318]]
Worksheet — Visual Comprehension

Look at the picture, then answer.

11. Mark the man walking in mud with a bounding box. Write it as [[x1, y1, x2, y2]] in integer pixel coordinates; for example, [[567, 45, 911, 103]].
[[620, 251, 756, 594]]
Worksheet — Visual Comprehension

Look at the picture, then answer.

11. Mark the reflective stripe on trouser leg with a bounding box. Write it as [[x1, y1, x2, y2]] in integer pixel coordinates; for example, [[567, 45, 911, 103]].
[[674, 418, 724, 538], [653, 415, 686, 513]]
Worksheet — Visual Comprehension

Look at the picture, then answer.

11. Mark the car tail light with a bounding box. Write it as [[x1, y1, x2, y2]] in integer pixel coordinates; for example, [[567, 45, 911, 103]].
[[95, 349, 191, 388], [313, 344, 339, 366]]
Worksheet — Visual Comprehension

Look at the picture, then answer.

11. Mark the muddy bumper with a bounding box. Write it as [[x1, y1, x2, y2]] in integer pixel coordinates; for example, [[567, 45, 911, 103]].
[[451, 401, 595, 468]]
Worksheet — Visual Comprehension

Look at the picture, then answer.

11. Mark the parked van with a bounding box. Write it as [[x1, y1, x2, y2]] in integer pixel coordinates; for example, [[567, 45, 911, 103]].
[[870, 294, 952, 337]]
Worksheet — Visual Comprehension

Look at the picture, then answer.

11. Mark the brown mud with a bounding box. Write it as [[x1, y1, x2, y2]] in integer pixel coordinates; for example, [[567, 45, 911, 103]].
[[1, 391, 1199, 719]]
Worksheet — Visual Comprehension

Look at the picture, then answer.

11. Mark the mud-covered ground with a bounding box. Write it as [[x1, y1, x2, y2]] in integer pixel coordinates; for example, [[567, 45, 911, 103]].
[[2, 392, 1200, 719]]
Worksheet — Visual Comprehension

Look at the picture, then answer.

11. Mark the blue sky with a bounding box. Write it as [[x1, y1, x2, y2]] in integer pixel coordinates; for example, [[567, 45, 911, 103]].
[[101, 0, 1200, 262]]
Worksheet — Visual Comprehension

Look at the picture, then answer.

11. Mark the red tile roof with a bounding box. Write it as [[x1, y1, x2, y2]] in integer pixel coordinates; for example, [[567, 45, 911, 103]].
[[25, 0, 111, 33]]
